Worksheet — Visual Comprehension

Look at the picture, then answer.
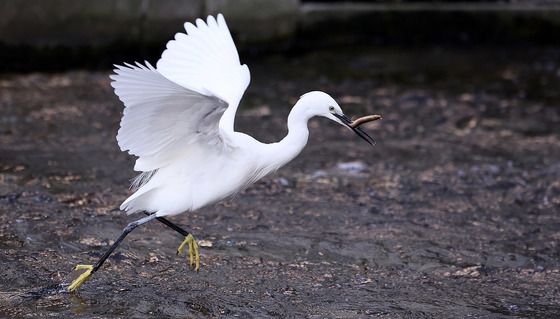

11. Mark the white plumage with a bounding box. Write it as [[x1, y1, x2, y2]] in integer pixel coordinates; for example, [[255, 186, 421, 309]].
[[66, 14, 378, 294], [110, 14, 376, 217]]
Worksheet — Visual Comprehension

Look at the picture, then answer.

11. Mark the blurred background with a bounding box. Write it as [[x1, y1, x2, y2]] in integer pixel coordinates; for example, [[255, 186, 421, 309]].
[[1, 1, 560, 318], [1, 0, 560, 71]]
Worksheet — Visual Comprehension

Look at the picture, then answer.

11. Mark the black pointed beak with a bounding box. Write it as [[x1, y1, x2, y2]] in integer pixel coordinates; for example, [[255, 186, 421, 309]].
[[334, 113, 377, 146]]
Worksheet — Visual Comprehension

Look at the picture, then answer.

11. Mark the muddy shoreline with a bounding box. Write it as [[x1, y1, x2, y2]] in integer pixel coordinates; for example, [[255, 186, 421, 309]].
[[1, 47, 559, 318]]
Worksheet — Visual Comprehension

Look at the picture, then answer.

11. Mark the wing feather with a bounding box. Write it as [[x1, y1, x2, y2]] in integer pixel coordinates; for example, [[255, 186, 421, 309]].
[[111, 63, 228, 172], [111, 14, 250, 172], [157, 14, 250, 106]]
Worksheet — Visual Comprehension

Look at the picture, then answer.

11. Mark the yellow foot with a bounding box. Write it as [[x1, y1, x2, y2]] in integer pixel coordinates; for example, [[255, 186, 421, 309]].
[[68, 264, 94, 292], [177, 234, 200, 271]]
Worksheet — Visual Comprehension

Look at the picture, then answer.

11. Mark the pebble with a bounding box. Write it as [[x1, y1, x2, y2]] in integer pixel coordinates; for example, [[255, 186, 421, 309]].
[[336, 161, 367, 174]]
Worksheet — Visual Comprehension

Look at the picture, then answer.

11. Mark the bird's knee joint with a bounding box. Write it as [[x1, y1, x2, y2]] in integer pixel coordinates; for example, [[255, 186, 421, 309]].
[[124, 222, 138, 233]]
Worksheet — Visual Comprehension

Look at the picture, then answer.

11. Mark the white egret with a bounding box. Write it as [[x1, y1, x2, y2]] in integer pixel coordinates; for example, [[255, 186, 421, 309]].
[[68, 14, 381, 292]]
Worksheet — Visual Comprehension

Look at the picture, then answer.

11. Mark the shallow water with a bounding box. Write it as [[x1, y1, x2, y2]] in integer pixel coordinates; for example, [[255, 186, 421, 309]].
[[1, 47, 560, 318]]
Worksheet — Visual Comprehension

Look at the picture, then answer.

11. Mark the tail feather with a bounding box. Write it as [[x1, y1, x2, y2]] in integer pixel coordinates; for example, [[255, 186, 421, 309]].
[[130, 170, 158, 191], [120, 185, 157, 214]]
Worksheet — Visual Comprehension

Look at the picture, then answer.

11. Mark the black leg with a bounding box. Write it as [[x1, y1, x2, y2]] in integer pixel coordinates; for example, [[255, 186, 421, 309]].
[[143, 212, 200, 271], [91, 213, 157, 272], [144, 212, 190, 237], [68, 213, 157, 291]]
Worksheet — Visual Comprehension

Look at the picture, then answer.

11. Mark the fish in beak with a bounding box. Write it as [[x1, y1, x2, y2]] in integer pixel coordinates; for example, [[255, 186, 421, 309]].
[[334, 114, 381, 146]]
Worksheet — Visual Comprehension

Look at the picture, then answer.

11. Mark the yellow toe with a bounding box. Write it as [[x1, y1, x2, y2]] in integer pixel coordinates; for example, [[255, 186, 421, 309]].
[[188, 236, 200, 271], [68, 264, 94, 292], [177, 234, 200, 271], [177, 236, 189, 255]]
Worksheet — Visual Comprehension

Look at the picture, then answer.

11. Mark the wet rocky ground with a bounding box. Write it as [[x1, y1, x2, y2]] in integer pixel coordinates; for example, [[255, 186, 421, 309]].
[[1, 47, 560, 318]]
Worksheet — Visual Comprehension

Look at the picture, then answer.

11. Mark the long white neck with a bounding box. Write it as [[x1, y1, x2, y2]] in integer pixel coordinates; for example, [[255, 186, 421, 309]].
[[264, 101, 312, 170]]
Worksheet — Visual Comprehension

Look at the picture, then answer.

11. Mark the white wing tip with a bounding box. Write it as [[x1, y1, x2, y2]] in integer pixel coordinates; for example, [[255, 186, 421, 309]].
[[145, 60, 155, 70], [112, 61, 155, 74], [181, 14, 225, 34], [195, 18, 205, 28], [206, 14, 217, 25]]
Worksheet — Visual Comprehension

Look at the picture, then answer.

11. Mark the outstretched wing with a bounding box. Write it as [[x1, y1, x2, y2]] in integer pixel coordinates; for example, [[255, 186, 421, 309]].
[[157, 14, 250, 108], [111, 14, 250, 172], [111, 62, 229, 171]]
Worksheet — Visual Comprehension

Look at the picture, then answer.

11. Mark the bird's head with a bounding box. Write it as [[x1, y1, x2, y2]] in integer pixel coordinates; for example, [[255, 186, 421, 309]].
[[298, 91, 381, 145]]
